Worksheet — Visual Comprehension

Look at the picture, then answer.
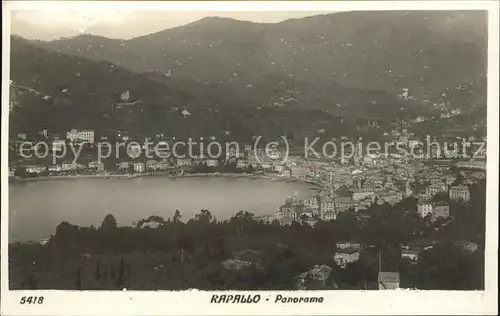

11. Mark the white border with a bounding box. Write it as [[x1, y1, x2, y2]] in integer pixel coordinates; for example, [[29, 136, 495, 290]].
[[1, 1, 499, 315]]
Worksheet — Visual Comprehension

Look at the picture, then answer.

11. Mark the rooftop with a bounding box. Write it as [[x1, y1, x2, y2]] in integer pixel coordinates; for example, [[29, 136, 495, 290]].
[[352, 187, 374, 193], [428, 183, 445, 188], [434, 202, 449, 207], [418, 200, 433, 205], [378, 272, 400, 282], [279, 216, 294, 225], [454, 240, 477, 247], [450, 185, 470, 190], [402, 249, 420, 255], [323, 211, 337, 215], [376, 191, 398, 197], [336, 240, 360, 246], [335, 246, 360, 254], [336, 197, 357, 204]]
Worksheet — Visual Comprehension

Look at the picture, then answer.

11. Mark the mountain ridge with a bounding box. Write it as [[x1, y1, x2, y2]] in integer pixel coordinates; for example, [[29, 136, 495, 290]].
[[28, 11, 487, 101], [9, 11, 487, 139], [10, 36, 396, 140]]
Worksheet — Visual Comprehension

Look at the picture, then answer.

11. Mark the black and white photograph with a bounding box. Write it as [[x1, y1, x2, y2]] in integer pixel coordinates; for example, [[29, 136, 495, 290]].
[[1, 1, 498, 315]]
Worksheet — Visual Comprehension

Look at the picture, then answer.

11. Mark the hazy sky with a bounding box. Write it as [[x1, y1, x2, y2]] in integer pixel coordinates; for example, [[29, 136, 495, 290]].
[[10, 10, 330, 40]]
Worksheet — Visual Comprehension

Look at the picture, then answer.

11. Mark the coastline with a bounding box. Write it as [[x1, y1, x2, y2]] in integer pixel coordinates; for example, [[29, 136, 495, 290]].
[[8, 171, 323, 187]]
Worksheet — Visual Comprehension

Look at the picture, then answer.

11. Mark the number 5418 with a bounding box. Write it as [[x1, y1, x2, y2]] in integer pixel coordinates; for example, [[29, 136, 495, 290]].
[[20, 296, 44, 304]]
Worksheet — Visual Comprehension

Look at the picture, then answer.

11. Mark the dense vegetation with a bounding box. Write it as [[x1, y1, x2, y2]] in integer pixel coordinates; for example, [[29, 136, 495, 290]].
[[10, 36, 395, 141], [9, 181, 485, 290], [10, 13, 487, 140], [34, 12, 487, 102]]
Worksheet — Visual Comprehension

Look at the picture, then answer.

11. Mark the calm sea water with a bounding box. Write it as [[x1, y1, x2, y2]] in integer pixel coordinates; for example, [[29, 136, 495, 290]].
[[8, 176, 313, 242]]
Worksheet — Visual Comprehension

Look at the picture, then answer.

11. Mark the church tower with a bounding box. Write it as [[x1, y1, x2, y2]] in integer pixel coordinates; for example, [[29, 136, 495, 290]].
[[329, 170, 334, 196], [405, 180, 412, 197]]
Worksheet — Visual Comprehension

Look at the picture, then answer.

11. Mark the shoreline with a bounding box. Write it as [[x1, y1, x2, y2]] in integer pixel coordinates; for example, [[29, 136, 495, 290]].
[[8, 172, 323, 187]]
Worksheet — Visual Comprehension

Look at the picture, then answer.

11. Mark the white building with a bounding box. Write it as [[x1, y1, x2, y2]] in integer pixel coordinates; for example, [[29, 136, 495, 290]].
[[425, 183, 447, 197], [116, 162, 130, 170], [417, 200, 434, 218], [206, 159, 219, 167], [48, 164, 62, 172], [320, 195, 336, 213], [304, 196, 319, 212], [236, 159, 248, 169], [333, 247, 360, 268], [177, 158, 193, 167], [449, 185, 471, 201], [401, 249, 420, 262], [290, 166, 309, 178], [157, 160, 171, 170], [321, 211, 337, 221], [261, 162, 272, 169], [24, 165, 47, 174], [88, 161, 104, 171], [336, 241, 361, 250], [61, 161, 77, 171], [134, 162, 146, 173], [52, 139, 65, 152], [352, 187, 375, 201], [146, 160, 159, 171], [66, 129, 95, 144], [274, 164, 286, 172]]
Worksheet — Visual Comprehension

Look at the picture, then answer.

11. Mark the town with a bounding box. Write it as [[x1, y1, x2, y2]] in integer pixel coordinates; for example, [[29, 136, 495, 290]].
[[6, 9, 489, 294], [8, 123, 486, 291]]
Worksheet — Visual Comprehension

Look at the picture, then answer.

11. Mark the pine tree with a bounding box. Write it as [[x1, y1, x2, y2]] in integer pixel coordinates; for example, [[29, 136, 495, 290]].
[[126, 263, 131, 278], [75, 265, 82, 290], [26, 275, 37, 289], [117, 257, 126, 286], [95, 259, 101, 280]]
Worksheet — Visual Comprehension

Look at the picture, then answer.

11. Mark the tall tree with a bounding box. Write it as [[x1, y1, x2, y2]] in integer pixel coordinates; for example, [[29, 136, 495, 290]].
[[26, 274, 37, 289], [101, 214, 118, 231], [117, 257, 126, 287], [75, 265, 82, 290], [173, 209, 182, 223], [193, 209, 213, 224], [95, 259, 101, 280]]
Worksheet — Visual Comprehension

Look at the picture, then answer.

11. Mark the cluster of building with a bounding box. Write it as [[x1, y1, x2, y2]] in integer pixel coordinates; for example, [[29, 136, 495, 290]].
[[416, 184, 473, 220], [66, 129, 95, 144], [274, 175, 412, 227], [331, 240, 402, 290], [330, 236, 478, 290], [11, 128, 297, 177], [274, 166, 482, 227], [268, 140, 485, 224]]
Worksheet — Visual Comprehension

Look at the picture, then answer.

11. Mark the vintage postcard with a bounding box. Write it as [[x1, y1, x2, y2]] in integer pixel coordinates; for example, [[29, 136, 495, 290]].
[[1, 1, 498, 315]]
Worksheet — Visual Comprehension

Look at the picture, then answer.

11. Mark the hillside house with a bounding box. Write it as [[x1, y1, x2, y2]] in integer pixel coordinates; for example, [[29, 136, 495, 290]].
[[378, 272, 400, 290], [401, 249, 420, 262], [433, 203, 450, 221], [336, 241, 361, 250], [333, 247, 360, 268], [449, 185, 471, 201]]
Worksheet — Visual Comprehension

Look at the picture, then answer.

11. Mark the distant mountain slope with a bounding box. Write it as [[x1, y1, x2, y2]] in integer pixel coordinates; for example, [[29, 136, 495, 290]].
[[8, 36, 389, 141], [9, 22, 485, 141], [32, 11, 488, 102], [9, 35, 194, 134]]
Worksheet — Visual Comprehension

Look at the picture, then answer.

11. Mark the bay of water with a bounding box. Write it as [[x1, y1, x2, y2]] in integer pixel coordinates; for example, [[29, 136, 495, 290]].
[[8, 176, 313, 242]]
